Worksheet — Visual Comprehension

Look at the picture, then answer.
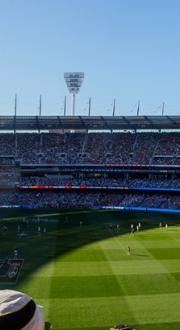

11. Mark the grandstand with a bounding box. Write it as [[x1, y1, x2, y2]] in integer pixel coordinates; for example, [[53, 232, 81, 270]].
[[0, 115, 179, 210]]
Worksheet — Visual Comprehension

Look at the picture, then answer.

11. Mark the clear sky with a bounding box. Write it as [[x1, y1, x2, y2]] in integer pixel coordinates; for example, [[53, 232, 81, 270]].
[[0, 0, 180, 116]]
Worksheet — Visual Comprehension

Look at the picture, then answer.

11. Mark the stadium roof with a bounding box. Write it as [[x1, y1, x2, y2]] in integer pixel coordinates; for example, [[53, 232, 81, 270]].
[[0, 115, 180, 131]]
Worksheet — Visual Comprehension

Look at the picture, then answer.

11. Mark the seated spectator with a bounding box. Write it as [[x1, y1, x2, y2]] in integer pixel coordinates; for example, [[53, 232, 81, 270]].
[[0, 289, 50, 329]]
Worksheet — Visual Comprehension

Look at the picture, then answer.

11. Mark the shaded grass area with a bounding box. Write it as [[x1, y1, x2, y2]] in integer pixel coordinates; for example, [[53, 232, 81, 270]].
[[0, 209, 179, 330]]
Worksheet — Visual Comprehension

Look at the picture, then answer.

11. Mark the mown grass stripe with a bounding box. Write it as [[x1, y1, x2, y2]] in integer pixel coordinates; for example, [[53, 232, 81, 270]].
[[24, 258, 180, 277], [17, 273, 180, 298], [37, 294, 180, 329]]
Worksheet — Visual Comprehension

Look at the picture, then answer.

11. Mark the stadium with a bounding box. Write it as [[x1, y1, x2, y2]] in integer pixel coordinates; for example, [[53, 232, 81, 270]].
[[1, 0, 180, 328], [0, 112, 179, 329]]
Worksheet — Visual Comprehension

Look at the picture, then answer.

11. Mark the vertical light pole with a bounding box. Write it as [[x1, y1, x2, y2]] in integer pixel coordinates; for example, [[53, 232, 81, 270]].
[[72, 93, 76, 116], [14, 93, 17, 117], [14, 94, 17, 135], [88, 97, 91, 116], [137, 100, 140, 116], [38, 95, 42, 135], [14, 94, 17, 154], [162, 102, 165, 116], [112, 99, 116, 116], [39, 95, 42, 116], [64, 72, 84, 116], [64, 96, 67, 116]]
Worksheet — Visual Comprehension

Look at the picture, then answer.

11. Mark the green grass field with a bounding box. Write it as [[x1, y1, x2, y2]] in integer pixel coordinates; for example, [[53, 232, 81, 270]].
[[0, 209, 180, 330]]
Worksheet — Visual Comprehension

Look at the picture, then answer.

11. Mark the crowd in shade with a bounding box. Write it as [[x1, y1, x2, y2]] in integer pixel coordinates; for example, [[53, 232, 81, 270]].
[[18, 176, 180, 188], [0, 191, 179, 209], [0, 132, 179, 165]]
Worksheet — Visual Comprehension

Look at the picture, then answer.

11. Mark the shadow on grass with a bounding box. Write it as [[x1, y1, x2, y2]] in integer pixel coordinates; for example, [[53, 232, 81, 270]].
[[0, 208, 179, 287]]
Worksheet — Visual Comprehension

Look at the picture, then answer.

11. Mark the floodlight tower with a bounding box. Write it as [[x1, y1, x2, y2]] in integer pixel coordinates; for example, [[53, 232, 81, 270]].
[[64, 72, 84, 116]]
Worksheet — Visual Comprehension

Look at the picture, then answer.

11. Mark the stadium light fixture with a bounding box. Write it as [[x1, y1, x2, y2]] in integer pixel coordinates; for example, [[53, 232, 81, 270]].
[[64, 72, 84, 116]]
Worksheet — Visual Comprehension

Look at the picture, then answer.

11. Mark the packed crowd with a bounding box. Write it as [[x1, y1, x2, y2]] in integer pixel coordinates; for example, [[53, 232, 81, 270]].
[[0, 191, 179, 209], [0, 132, 180, 165], [0, 132, 179, 210], [18, 176, 180, 188]]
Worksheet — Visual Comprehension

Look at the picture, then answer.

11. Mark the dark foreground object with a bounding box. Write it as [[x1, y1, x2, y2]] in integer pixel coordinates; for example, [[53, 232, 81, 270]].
[[110, 324, 136, 330]]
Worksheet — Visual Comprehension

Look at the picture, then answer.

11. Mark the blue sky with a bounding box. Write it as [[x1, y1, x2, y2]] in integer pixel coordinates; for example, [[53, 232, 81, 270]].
[[0, 0, 180, 116]]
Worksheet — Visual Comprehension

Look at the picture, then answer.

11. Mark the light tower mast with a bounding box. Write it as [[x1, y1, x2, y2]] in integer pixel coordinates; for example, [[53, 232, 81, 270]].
[[64, 72, 84, 116]]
